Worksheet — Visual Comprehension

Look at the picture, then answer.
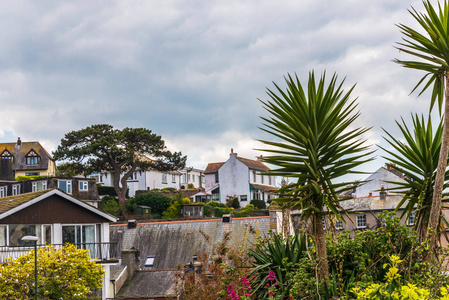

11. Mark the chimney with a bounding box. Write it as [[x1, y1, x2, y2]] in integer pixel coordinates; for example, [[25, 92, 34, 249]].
[[17, 137, 21, 146], [379, 186, 386, 201], [257, 155, 263, 161], [231, 148, 233, 154], [230, 148, 237, 159]]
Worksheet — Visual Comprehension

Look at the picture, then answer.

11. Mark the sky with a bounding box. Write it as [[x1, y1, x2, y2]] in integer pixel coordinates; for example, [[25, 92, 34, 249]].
[[0, 0, 440, 180]]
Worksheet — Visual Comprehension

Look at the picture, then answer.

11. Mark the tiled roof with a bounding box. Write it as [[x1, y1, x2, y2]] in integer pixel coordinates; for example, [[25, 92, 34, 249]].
[[204, 162, 225, 174], [0, 141, 53, 171], [0, 189, 50, 214], [237, 157, 270, 171], [251, 184, 278, 191]]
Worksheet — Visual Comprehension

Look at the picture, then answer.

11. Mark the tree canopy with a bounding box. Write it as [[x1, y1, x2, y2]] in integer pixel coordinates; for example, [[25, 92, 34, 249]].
[[53, 124, 186, 214]]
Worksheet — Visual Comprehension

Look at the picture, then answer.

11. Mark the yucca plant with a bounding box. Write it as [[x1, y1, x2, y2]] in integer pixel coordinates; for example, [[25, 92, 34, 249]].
[[247, 232, 308, 298], [395, 0, 449, 254], [258, 71, 373, 282], [380, 114, 449, 243]]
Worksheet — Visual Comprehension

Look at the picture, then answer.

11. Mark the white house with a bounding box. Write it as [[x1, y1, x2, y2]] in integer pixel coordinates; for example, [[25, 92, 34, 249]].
[[92, 167, 203, 198], [203, 149, 277, 205], [351, 164, 407, 197]]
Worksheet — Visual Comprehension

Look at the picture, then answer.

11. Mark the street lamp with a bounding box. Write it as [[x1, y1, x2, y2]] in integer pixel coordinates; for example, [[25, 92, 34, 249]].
[[22, 236, 38, 300]]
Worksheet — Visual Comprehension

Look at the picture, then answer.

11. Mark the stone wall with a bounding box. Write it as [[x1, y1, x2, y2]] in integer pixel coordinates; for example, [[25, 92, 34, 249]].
[[110, 216, 270, 270]]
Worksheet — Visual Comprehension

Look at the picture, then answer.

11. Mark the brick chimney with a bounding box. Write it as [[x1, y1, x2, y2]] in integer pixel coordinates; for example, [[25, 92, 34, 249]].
[[379, 186, 386, 201], [15, 137, 22, 151], [230, 148, 237, 159]]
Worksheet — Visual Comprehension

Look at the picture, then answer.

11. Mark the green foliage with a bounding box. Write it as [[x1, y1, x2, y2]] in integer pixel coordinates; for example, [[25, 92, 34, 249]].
[[380, 114, 449, 242], [100, 196, 122, 216], [214, 207, 233, 217], [53, 124, 186, 213], [203, 201, 227, 217], [233, 204, 255, 218], [16, 175, 49, 182], [230, 197, 240, 209], [187, 183, 195, 189], [55, 162, 86, 177], [206, 201, 227, 208], [0, 244, 104, 300], [127, 192, 172, 218], [162, 187, 177, 192], [247, 232, 309, 298], [163, 193, 191, 219], [250, 199, 267, 209]]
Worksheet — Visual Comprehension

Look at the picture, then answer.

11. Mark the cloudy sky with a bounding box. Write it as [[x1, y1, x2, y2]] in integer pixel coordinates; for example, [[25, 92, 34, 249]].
[[0, 0, 440, 179]]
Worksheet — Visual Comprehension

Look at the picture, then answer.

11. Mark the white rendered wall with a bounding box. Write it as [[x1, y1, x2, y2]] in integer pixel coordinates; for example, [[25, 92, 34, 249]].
[[354, 167, 407, 197], [219, 154, 250, 204], [204, 173, 218, 192], [145, 170, 179, 190]]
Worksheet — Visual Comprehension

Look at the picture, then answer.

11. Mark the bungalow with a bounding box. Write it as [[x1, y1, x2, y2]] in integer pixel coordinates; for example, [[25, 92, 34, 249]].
[[0, 189, 119, 300]]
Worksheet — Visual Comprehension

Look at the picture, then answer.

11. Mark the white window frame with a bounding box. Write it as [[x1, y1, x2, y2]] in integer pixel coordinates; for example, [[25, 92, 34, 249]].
[[335, 220, 343, 230], [162, 173, 167, 184], [42, 224, 52, 244], [12, 184, 20, 196], [269, 176, 272, 186], [261, 175, 264, 184], [79, 181, 88, 191], [57, 180, 71, 194], [253, 171, 257, 182], [356, 215, 367, 229], [172, 174, 176, 183], [32, 181, 47, 192], [240, 195, 247, 202], [0, 186, 6, 198]]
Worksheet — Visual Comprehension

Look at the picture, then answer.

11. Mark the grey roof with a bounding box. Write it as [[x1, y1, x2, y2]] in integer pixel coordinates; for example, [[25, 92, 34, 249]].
[[117, 270, 177, 298]]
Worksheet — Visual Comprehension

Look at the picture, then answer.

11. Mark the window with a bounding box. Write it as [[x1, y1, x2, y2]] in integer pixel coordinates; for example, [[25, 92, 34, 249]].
[[192, 175, 195, 182], [100, 175, 103, 183], [134, 172, 137, 180], [253, 190, 260, 200], [407, 212, 416, 226], [215, 173, 219, 183], [253, 171, 257, 182], [335, 220, 343, 230], [42, 225, 52, 244], [25, 172, 40, 176], [79, 181, 88, 191], [0, 225, 6, 246], [269, 176, 272, 185], [0, 149, 12, 160], [9, 224, 37, 246], [356, 215, 367, 229], [12, 184, 20, 196], [181, 174, 187, 184], [172, 174, 176, 183], [25, 149, 40, 165], [188, 174, 191, 182], [58, 180, 72, 194], [0, 187, 6, 198], [261, 175, 264, 184], [240, 195, 247, 201], [32, 181, 47, 192], [162, 173, 167, 184], [144, 255, 155, 270], [62, 224, 97, 258]]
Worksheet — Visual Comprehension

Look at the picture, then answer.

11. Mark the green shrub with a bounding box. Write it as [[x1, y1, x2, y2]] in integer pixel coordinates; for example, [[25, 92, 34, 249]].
[[214, 207, 233, 217], [162, 194, 190, 219], [205, 201, 226, 208], [127, 192, 172, 216], [100, 196, 122, 216], [231, 197, 240, 209], [162, 187, 177, 192], [187, 183, 195, 189], [16, 175, 49, 182], [250, 199, 266, 209], [233, 204, 254, 217]]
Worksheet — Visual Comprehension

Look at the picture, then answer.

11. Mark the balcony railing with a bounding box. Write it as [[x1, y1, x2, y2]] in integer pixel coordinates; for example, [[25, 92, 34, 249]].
[[0, 242, 120, 263]]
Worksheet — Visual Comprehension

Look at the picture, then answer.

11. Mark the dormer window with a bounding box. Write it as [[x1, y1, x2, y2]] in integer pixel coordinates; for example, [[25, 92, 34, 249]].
[[0, 149, 12, 160], [26, 149, 40, 165]]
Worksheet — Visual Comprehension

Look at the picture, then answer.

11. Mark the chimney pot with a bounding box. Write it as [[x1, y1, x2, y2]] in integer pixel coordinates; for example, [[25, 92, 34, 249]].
[[231, 148, 233, 154], [17, 137, 21, 145]]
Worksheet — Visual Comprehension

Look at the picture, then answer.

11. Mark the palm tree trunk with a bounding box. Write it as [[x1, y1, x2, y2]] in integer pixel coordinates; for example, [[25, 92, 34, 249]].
[[427, 74, 449, 256], [313, 212, 329, 285]]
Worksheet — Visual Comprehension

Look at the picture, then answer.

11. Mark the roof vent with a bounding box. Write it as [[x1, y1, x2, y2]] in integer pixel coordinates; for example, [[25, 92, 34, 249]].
[[222, 214, 231, 223]]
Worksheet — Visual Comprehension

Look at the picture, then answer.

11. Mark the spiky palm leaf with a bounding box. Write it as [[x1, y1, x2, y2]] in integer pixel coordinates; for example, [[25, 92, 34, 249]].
[[258, 71, 373, 282], [258, 72, 372, 220], [380, 114, 449, 242]]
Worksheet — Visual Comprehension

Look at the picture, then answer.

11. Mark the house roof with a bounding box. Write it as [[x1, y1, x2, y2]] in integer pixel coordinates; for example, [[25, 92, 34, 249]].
[[237, 157, 270, 171], [250, 183, 278, 191], [0, 189, 117, 222], [0, 141, 53, 171], [204, 162, 225, 174], [117, 270, 177, 298]]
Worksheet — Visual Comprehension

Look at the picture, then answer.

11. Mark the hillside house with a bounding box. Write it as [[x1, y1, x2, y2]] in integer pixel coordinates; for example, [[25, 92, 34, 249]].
[[204, 149, 277, 205], [0, 138, 56, 180]]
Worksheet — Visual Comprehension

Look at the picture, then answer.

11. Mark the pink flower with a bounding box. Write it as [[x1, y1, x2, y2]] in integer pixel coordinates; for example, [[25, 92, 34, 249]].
[[246, 294, 251, 297], [268, 270, 276, 281], [227, 284, 240, 300], [274, 283, 277, 286], [266, 283, 270, 286], [268, 291, 275, 295]]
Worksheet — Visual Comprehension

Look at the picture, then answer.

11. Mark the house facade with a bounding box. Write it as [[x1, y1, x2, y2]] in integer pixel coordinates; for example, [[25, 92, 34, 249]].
[[203, 149, 277, 205], [0, 189, 118, 300], [92, 167, 204, 198], [0, 138, 56, 180]]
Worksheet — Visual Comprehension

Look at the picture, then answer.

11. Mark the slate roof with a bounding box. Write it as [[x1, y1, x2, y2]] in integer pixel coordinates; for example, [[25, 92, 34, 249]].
[[204, 162, 225, 174], [237, 157, 270, 171], [117, 270, 177, 298], [0, 141, 53, 171]]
